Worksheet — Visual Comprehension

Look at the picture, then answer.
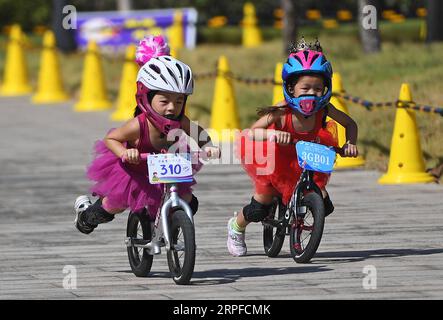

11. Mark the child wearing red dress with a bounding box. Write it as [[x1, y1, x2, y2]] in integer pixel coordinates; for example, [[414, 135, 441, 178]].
[[228, 38, 359, 256]]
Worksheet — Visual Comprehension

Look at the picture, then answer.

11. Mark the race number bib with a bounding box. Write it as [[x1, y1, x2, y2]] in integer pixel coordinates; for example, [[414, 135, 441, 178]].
[[295, 141, 336, 173], [147, 153, 193, 184]]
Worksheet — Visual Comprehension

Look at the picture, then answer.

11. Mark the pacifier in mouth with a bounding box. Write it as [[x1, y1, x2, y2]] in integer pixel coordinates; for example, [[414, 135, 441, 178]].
[[298, 95, 317, 114]]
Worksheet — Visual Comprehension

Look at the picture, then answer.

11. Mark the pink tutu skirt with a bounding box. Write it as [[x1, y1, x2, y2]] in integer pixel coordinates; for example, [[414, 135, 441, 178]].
[[86, 140, 200, 219]]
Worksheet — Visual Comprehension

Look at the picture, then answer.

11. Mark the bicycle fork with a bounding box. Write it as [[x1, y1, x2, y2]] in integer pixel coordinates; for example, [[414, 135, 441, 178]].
[[159, 184, 194, 251], [125, 184, 194, 255]]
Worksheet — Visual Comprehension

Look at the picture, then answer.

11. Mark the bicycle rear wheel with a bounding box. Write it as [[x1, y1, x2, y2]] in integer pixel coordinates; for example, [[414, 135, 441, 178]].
[[126, 210, 153, 277], [263, 198, 286, 257], [289, 192, 325, 263], [166, 210, 195, 285]]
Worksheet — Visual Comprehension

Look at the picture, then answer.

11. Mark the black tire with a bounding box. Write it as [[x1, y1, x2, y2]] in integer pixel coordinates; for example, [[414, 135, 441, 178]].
[[166, 210, 195, 285], [263, 198, 286, 257], [289, 192, 325, 263], [126, 210, 153, 277]]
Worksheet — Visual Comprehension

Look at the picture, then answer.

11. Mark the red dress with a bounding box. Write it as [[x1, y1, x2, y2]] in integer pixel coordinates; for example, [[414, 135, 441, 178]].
[[236, 107, 338, 205]]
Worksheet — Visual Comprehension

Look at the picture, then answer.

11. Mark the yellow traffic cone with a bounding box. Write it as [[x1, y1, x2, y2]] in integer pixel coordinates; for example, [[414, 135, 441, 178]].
[[169, 47, 178, 59], [111, 45, 138, 121], [0, 24, 32, 96], [330, 73, 365, 168], [242, 2, 262, 48], [378, 84, 434, 184], [74, 41, 112, 112], [167, 11, 184, 50], [32, 30, 69, 104], [209, 56, 240, 142], [272, 62, 284, 105]]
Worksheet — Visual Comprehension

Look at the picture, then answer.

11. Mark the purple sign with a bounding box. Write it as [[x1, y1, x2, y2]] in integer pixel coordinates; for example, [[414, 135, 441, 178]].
[[75, 8, 198, 52]]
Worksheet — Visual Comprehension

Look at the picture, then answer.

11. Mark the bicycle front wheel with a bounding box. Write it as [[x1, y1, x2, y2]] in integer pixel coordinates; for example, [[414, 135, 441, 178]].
[[289, 192, 325, 263], [166, 210, 195, 285]]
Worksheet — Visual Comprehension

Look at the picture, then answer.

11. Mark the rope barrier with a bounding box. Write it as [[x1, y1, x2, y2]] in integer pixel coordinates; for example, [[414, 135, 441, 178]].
[[333, 92, 443, 117], [1, 38, 442, 117], [333, 92, 395, 110]]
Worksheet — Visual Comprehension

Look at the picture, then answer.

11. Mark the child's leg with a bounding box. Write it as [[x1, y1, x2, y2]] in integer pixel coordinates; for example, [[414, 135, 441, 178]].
[[180, 193, 199, 215], [236, 193, 275, 230], [102, 197, 127, 214], [320, 188, 334, 217], [227, 191, 277, 257], [315, 173, 334, 217], [74, 196, 126, 234]]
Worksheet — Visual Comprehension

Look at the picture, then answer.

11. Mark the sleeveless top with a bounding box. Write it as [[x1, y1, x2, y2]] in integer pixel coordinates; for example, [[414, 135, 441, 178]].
[[236, 106, 338, 204]]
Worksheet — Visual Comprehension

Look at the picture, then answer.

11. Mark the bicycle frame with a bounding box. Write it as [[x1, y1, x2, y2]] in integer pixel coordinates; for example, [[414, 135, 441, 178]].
[[125, 183, 194, 255], [291, 168, 323, 218], [263, 167, 322, 233]]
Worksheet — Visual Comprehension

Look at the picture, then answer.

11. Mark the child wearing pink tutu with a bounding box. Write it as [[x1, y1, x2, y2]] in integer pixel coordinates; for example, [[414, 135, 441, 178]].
[[74, 35, 219, 234], [227, 38, 359, 256]]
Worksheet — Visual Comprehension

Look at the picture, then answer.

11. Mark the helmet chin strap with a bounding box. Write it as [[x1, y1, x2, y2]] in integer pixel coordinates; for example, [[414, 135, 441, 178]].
[[136, 93, 187, 137]]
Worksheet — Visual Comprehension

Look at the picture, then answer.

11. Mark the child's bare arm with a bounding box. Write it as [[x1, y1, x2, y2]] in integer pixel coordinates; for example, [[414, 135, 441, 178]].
[[181, 116, 220, 158], [327, 104, 359, 156], [104, 118, 141, 162], [250, 110, 290, 143], [181, 116, 214, 148]]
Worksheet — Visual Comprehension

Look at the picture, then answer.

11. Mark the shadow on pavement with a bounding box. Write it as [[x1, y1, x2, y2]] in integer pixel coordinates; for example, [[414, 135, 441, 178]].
[[116, 265, 332, 285], [312, 248, 443, 264], [189, 265, 332, 285]]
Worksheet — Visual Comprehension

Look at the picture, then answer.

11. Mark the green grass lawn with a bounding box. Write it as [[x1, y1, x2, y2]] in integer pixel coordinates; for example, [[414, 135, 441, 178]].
[[0, 19, 442, 172]]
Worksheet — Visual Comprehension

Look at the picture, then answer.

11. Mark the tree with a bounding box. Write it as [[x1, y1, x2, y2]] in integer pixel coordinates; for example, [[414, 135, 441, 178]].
[[426, 0, 443, 42], [117, 0, 133, 12], [358, 0, 381, 53], [281, 0, 298, 54]]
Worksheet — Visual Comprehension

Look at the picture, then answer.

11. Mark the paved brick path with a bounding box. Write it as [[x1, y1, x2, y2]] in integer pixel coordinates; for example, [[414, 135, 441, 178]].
[[1, 98, 442, 299]]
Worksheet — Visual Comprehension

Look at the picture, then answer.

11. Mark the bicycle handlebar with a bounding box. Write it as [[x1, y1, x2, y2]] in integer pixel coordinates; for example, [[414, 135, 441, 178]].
[[331, 146, 345, 157], [121, 150, 213, 163]]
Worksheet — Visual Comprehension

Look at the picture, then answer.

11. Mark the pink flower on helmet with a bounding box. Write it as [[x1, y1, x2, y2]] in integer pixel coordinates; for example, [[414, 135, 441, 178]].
[[135, 35, 170, 67]]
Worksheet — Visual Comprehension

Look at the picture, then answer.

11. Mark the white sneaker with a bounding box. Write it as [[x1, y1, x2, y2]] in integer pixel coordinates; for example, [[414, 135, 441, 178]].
[[74, 195, 95, 234], [227, 217, 247, 257]]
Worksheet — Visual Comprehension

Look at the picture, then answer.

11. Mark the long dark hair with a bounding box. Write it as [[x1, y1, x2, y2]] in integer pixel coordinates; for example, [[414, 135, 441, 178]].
[[256, 105, 289, 117]]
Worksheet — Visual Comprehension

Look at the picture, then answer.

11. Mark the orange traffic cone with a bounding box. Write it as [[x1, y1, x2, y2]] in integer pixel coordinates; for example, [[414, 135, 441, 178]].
[[378, 84, 434, 184]]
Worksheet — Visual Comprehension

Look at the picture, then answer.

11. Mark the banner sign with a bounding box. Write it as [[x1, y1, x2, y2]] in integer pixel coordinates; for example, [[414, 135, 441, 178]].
[[74, 8, 198, 52]]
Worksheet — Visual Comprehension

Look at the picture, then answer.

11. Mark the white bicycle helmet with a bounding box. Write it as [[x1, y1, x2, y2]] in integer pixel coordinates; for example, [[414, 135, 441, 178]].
[[135, 56, 194, 135], [137, 56, 193, 95]]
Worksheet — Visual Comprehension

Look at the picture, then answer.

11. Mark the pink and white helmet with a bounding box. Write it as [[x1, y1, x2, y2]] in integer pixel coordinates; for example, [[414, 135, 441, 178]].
[[135, 35, 194, 135], [136, 56, 194, 96]]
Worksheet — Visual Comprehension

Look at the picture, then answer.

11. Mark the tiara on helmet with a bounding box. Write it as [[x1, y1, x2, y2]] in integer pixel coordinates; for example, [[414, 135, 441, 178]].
[[289, 37, 323, 53]]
